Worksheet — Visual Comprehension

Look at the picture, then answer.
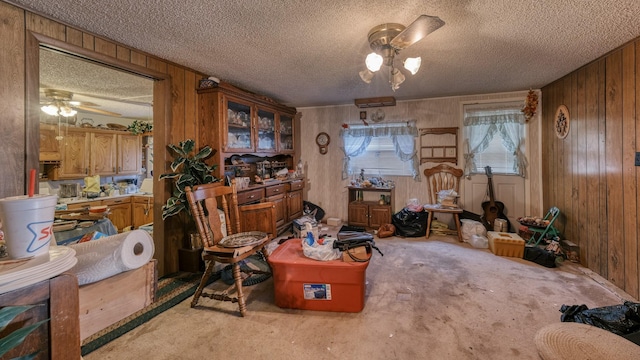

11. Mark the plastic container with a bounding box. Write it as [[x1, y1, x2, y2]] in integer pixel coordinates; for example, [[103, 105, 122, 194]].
[[268, 239, 370, 312], [487, 231, 525, 258]]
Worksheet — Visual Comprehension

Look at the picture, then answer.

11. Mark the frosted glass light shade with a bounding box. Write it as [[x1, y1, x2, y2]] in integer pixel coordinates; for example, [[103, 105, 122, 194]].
[[59, 106, 77, 117], [390, 68, 405, 91], [41, 105, 59, 116], [403, 57, 421, 75], [359, 69, 375, 83], [365, 52, 383, 72]]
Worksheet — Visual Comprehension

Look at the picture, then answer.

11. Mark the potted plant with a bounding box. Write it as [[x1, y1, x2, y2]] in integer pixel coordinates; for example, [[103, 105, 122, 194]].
[[160, 139, 219, 272], [160, 139, 219, 220]]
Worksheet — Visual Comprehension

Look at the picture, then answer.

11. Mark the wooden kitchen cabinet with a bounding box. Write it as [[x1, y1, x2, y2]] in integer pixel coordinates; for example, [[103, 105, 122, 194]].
[[66, 200, 102, 211], [286, 180, 305, 222], [91, 132, 117, 175], [118, 134, 141, 174], [265, 184, 286, 233], [39, 123, 61, 161], [57, 128, 90, 179], [103, 197, 132, 232], [235, 179, 305, 235], [44, 128, 142, 180], [132, 196, 153, 228]]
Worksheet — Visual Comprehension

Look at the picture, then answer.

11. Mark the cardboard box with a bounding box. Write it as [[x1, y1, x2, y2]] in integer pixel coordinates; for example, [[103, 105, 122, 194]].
[[327, 217, 342, 227], [487, 231, 525, 258], [342, 246, 370, 262], [268, 239, 369, 312], [293, 216, 318, 239]]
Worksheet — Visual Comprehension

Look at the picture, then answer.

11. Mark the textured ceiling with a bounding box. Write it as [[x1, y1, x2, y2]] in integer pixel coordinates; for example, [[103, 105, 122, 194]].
[[11, 0, 640, 111]]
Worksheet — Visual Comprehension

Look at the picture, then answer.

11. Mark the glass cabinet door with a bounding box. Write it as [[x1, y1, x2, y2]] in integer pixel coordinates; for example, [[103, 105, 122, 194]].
[[256, 108, 276, 152], [279, 114, 294, 153], [225, 98, 253, 152]]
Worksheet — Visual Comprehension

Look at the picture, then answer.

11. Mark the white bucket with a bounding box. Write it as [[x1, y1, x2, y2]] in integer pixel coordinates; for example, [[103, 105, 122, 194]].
[[0, 194, 58, 259]]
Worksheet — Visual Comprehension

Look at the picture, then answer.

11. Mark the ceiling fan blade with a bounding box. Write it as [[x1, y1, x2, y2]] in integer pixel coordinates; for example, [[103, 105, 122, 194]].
[[74, 105, 122, 117], [390, 15, 445, 50], [71, 101, 99, 107]]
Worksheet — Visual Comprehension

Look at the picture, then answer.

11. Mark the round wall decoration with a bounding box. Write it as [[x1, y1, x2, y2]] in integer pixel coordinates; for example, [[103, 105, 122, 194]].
[[554, 105, 570, 139]]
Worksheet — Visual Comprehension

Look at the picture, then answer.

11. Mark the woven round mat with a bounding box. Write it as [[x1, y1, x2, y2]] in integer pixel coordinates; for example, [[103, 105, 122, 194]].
[[535, 322, 640, 360]]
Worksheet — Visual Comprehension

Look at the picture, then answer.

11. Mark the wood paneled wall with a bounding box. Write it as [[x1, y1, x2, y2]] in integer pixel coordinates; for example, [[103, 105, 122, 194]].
[[0, 1, 207, 275], [542, 39, 640, 300]]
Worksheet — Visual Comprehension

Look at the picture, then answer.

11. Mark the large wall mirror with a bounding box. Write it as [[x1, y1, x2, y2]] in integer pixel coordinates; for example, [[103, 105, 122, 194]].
[[26, 32, 171, 274], [39, 47, 155, 186]]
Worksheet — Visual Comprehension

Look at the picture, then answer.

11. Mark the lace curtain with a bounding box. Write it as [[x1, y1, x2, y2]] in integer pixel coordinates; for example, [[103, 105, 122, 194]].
[[463, 102, 528, 178], [340, 121, 420, 180]]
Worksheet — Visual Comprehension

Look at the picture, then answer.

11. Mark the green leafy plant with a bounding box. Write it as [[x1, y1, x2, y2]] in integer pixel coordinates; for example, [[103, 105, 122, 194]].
[[127, 120, 153, 135], [0, 305, 49, 359], [160, 139, 219, 219]]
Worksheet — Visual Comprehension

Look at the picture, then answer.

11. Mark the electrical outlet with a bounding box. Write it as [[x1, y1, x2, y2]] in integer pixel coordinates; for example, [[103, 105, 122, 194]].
[[636, 152, 640, 166]]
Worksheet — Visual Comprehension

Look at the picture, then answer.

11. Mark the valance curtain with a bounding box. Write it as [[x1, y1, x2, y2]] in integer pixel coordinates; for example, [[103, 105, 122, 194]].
[[463, 102, 528, 178], [340, 121, 420, 180]]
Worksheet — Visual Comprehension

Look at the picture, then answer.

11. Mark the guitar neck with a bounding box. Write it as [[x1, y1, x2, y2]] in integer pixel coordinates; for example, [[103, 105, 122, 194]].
[[487, 177, 496, 205]]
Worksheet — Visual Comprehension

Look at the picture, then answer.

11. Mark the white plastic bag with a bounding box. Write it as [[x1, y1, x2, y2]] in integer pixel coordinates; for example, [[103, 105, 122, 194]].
[[302, 236, 341, 261], [460, 219, 487, 242], [469, 234, 489, 249]]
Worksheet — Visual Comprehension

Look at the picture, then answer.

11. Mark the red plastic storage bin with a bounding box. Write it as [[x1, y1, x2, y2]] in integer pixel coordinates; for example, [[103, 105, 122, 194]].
[[268, 239, 370, 312]]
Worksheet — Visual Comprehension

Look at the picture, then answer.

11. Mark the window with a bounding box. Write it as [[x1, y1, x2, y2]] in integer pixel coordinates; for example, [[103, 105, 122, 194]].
[[349, 136, 414, 176], [341, 121, 419, 179], [471, 135, 516, 174], [463, 101, 527, 177]]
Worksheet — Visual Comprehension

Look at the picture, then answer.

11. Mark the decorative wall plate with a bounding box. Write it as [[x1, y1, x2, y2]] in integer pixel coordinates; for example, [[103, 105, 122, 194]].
[[554, 105, 570, 139], [370, 109, 385, 123]]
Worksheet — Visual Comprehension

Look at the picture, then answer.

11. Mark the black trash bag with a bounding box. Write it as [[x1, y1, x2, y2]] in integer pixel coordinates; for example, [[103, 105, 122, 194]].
[[523, 246, 556, 267], [560, 301, 640, 336], [391, 208, 429, 237], [303, 200, 325, 222]]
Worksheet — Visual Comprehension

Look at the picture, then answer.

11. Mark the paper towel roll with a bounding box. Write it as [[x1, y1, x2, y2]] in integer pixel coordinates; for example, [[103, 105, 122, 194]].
[[68, 229, 154, 285]]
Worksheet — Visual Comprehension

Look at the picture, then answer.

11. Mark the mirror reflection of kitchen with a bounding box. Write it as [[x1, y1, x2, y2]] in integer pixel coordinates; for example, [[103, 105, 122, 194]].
[[38, 47, 155, 236]]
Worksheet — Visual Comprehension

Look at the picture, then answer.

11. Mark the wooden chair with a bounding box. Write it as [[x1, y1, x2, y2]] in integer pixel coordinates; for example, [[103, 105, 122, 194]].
[[185, 180, 277, 316], [423, 164, 464, 242]]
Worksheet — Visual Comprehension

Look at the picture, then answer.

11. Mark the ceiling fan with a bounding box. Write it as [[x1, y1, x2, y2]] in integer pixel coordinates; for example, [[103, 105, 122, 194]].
[[359, 15, 445, 91], [40, 88, 122, 117]]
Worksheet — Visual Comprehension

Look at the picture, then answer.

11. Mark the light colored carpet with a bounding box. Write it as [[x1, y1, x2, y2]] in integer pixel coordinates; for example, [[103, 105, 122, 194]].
[[84, 233, 634, 360]]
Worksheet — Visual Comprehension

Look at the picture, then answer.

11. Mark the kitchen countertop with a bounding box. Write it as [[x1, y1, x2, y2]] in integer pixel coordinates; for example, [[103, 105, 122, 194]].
[[57, 193, 153, 205]]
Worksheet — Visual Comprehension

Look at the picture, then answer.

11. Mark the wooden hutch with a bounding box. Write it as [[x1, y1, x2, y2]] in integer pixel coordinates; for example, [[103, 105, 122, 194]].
[[197, 82, 303, 235]]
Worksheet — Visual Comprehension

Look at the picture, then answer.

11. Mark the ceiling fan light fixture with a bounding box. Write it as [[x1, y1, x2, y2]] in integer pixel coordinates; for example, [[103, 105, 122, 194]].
[[403, 57, 421, 75], [359, 69, 375, 83], [59, 106, 77, 117], [359, 14, 444, 91], [365, 52, 383, 72]]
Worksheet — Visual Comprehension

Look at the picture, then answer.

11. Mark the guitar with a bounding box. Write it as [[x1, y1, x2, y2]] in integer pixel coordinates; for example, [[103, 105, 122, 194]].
[[481, 166, 506, 231]]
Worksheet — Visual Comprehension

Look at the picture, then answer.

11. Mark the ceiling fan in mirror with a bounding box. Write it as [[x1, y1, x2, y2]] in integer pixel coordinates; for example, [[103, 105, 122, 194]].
[[40, 89, 122, 118]]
